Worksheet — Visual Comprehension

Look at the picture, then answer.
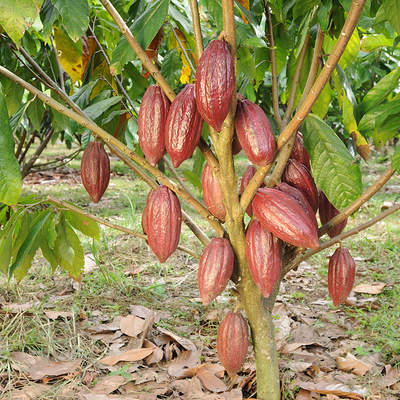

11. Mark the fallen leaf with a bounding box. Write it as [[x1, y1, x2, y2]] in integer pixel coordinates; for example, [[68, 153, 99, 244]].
[[287, 361, 313, 373], [9, 352, 81, 380], [296, 389, 312, 399], [89, 316, 122, 333], [272, 303, 292, 347], [84, 254, 97, 273], [92, 375, 127, 394], [5, 383, 50, 399], [100, 348, 154, 366], [120, 315, 145, 337], [2, 302, 37, 313], [157, 327, 197, 351], [196, 363, 227, 393], [353, 282, 386, 294], [143, 339, 163, 365], [296, 379, 368, 399], [130, 305, 161, 323], [382, 365, 400, 387], [167, 350, 200, 377], [45, 311, 73, 320], [336, 353, 373, 376], [171, 377, 203, 397]]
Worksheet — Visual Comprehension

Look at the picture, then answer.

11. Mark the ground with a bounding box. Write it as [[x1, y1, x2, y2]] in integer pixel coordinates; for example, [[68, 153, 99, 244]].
[[0, 143, 399, 399]]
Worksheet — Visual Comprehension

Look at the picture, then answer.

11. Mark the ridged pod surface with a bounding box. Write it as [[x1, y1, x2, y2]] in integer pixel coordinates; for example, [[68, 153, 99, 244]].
[[252, 188, 319, 250], [328, 247, 355, 306], [276, 183, 317, 228], [138, 85, 170, 166], [245, 220, 282, 298], [142, 189, 155, 234], [235, 98, 276, 166], [166, 85, 203, 167], [195, 40, 235, 132], [319, 191, 348, 238], [201, 162, 226, 221], [146, 185, 182, 262], [240, 165, 264, 217], [290, 132, 311, 170], [198, 238, 234, 306], [283, 159, 318, 212], [217, 312, 248, 376], [81, 141, 110, 203]]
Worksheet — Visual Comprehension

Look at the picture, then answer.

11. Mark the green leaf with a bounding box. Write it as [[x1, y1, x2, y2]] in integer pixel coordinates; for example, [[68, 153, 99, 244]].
[[237, 47, 256, 83], [160, 49, 181, 88], [0, 0, 43, 43], [360, 68, 400, 113], [358, 99, 400, 132], [303, 114, 363, 210], [64, 222, 84, 279], [312, 80, 331, 119], [64, 210, 100, 240], [360, 34, 397, 52], [382, 0, 400, 34], [9, 211, 51, 278], [392, 145, 400, 173], [40, 0, 59, 40], [342, 94, 358, 133], [0, 229, 13, 274], [324, 30, 360, 70], [26, 96, 45, 131], [10, 101, 33, 135], [183, 170, 202, 191], [0, 84, 22, 205], [51, 0, 89, 41], [83, 96, 122, 121]]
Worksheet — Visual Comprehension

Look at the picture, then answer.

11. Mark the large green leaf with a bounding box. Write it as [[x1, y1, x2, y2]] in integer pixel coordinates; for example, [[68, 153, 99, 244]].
[[0, 84, 22, 205], [358, 99, 400, 132], [360, 34, 398, 52], [0, 226, 13, 273], [392, 145, 400, 173], [360, 68, 400, 113], [0, 0, 43, 43], [382, 0, 400, 34], [312, 80, 331, 119], [65, 210, 100, 240], [83, 96, 122, 121], [303, 114, 363, 210], [51, 0, 89, 41]]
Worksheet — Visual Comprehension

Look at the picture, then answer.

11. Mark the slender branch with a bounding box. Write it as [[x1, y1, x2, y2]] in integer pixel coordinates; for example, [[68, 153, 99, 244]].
[[31, 148, 82, 172], [0, 66, 225, 238], [47, 197, 201, 260], [298, 28, 324, 108], [189, 0, 204, 57], [15, 129, 27, 159], [264, 1, 282, 129], [168, 21, 196, 74], [18, 131, 37, 163], [284, 203, 400, 274], [319, 166, 395, 237], [164, 157, 193, 196], [240, 0, 366, 214], [283, 35, 310, 126], [50, 36, 65, 92]]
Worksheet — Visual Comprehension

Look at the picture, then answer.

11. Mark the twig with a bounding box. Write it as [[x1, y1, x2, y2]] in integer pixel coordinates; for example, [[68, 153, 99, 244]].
[[47, 197, 201, 259], [264, 1, 282, 129], [18, 131, 37, 163], [284, 203, 400, 274], [31, 148, 82, 171], [50, 36, 65, 92], [240, 0, 366, 214], [189, 0, 204, 57], [164, 157, 194, 196], [15, 129, 27, 159]]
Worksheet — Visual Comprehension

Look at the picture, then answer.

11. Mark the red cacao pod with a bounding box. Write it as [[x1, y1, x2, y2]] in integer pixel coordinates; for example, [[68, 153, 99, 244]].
[[245, 220, 282, 298], [138, 85, 170, 166], [319, 191, 348, 238], [252, 188, 319, 250], [290, 132, 311, 170], [283, 159, 318, 212], [232, 134, 242, 155], [81, 141, 110, 203], [146, 185, 182, 262], [240, 165, 264, 217], [195, 40, 235, 132], [276, 182, 317, 228], [235, 98, 276, 166], [328, 247, 355, 306], [166, 84, 203, 168], [201, 162, 226, 221], [198, 238, 234, 306], [217, 312, 248, 376]]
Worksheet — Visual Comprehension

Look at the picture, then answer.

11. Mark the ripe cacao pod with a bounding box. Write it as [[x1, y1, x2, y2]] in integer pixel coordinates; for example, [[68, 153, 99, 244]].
[[195, 40, 235, 132], [217, 312, 248, 376], [232, 134, 242, 155], [328, 247, 355, 306], [319, 191, 348, 238], [252, 188, 319, 250], [138, 85, 170, 166], [81, 140, 110, 203], [240, 165, 264, 217], [245, 220, 282, 298], [276, 182, 317, 228], [290, 132, 311, 170], [166, 84, 203, 168], [146, 185, 182, 262], [201, 162, 226, 221], [283, 159, 318, 212], [198, 238, 234, 306], [235, 98, 276, 166]]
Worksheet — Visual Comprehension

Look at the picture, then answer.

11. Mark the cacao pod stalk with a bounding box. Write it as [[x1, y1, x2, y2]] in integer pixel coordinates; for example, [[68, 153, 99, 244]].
[[240, 165, 264, 217]]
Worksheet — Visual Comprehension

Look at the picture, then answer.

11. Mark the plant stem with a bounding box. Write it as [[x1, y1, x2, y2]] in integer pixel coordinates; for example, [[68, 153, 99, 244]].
[[47, 197, 201, 260], [50, 36, 65, 92], [264, 1, 282, 130], [189, 0, 204, 57]]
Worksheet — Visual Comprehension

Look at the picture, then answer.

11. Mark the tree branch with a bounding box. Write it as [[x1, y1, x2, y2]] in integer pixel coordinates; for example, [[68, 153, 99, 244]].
[[264, 1, 282, 130], [189, 0, 204, 57], [50, 36, 65, 92], [47, 197, 201, 260], [284, 203, 400, 274]]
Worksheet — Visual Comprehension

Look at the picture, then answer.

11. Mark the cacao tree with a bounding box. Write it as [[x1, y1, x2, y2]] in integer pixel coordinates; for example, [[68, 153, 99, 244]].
[[1, 0, 400, 399]]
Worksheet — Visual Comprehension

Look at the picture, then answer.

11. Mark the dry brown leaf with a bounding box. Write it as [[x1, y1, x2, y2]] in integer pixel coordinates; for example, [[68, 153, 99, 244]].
[[143, 339, 163, 365], [353, 282, 386, 294], [196, 364, 227, 393], [171, 377, 203, 397], [79, 394, 141, 400], [130, 305, 161, 323], [220, 389, 242, 400], [382, 365, 400, 387], [295, 389, 312, 399], [272, 303, 292, 347], [45, 311, 73, 320], [3, 302, 37, 313], [297, 379, 368, 399], [89, 316, 122, 333], [100, 348, 154, 366], [9, 352, 81, 380], [336, 353, 373, 376], [84, 254, 97, 274], [92, 375, 127, 394], [119, 315, 145, 337], [5, 383, 50, 399], [157, 327, 197, 351], [167, 350, 200, 377]]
